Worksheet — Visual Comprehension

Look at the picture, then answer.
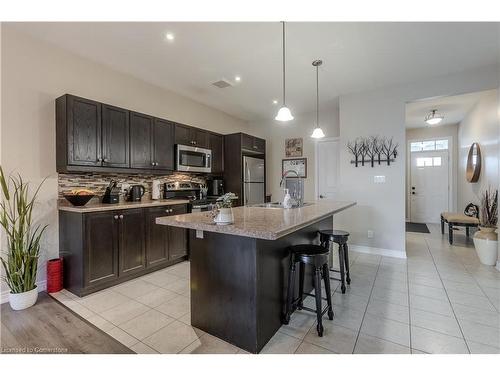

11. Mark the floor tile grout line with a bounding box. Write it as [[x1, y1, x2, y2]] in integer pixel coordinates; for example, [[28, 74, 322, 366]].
[[466, 271, 500, 315], [424, 236, 471, 354], [351, 257, 382, 354]]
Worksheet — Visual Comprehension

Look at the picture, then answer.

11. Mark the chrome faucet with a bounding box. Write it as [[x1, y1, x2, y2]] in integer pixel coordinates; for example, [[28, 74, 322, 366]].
[[280, 170, 304, 207]]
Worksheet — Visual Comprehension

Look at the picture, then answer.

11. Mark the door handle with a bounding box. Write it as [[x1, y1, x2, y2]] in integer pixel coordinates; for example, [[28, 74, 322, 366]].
[[412, 192, 415, 195], [320, 195, 325, 198]]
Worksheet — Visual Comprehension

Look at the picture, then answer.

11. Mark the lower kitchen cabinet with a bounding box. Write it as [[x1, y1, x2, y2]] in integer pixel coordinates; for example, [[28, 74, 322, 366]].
[[145, 205, 188, 267], [59, 204, 188, 296]]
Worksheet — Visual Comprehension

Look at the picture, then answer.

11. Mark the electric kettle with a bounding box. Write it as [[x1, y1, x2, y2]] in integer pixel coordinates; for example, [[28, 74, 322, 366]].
[[127, 185, 145, 202]]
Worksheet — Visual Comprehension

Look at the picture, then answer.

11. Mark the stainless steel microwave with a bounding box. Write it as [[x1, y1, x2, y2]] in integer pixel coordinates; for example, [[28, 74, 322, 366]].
[[175, 144, 212, 173]]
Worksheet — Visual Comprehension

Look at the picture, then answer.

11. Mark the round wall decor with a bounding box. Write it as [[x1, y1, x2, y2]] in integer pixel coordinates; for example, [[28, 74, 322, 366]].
[[466, 142, 481, 182]]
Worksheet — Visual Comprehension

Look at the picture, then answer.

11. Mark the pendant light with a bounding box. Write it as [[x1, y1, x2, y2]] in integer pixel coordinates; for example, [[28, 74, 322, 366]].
[[275, 21, 294, 122], [310, 59, 325, 138], [424, 109, 444, 125]]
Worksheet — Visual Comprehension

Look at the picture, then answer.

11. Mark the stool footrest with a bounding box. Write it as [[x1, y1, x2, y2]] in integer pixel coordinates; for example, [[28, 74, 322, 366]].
[[300, 305, 330, 318]]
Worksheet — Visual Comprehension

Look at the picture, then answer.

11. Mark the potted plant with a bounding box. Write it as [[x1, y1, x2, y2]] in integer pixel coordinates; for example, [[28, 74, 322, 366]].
[[0, 167, 47, 310], [473, 188, 498, 266], [212, 192, 237, 225]]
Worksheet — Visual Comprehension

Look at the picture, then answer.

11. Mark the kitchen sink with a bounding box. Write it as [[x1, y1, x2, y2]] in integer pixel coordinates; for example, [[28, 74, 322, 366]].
[[251, 202, 313, 209]]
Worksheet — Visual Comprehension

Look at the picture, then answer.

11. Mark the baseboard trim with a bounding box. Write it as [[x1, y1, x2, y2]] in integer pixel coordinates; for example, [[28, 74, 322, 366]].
[[1, 280, 46, 305], [350, 245, 407, 259]]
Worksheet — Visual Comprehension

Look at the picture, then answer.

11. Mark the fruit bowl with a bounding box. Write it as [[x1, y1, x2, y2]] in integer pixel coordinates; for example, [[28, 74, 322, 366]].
[[63, 190, 95, 206]]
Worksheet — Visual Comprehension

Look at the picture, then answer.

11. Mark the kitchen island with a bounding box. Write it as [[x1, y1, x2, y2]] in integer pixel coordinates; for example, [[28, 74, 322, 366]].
[[156, 200, 356, 353]]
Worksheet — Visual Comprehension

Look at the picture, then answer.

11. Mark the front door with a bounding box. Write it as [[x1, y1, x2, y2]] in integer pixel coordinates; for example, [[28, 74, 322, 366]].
[[317, 139, 339, 199], [410, 150, 449, 223]]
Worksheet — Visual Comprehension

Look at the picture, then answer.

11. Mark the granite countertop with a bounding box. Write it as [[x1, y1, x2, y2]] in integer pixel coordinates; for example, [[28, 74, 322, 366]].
[[58, 199, 190, 213], [156, 200, 356, 240]]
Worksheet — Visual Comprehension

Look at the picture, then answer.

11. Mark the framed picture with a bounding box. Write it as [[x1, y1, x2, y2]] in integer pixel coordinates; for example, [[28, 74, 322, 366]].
[[285, 138, 303, 157], [282, 158, 307, 178]]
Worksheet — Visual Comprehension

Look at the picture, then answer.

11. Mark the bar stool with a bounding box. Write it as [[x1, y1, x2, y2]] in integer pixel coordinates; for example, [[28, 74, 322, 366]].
[[318, 230, 351, 294], [283, 244, 334, 337]]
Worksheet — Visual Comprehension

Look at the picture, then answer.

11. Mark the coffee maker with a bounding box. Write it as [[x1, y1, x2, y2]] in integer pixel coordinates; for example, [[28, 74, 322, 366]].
[[207, 178, 224, 198]]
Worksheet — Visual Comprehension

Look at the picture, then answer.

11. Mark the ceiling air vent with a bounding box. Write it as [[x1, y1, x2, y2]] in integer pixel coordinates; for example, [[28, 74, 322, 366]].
[[212, 79, 232, 89]]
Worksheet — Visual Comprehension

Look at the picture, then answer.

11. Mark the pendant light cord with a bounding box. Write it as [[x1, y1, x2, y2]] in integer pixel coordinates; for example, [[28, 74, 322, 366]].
[[316, 64, 319, 127], [282, 21, 286, 106]]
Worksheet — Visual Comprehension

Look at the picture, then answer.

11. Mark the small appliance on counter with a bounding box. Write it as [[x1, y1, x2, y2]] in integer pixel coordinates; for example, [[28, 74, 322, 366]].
[[102, 180, 120, 204], [152, 179, 162, 200], [207, 177, 224, 198], [126, 184, 146, 202]]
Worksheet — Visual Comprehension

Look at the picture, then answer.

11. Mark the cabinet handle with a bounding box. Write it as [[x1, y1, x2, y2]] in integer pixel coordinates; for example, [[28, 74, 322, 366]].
[[151, 162, 155, 166], [103, 158, 108, 162], [97, 157, 102, 162], [253, 145, 258, 149], [114, 215, 119, 220], [119, 214, 124, 219]]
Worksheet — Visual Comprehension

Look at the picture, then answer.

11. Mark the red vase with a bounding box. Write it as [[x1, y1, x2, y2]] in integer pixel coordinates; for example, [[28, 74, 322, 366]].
[[46, 258, 63, 293]]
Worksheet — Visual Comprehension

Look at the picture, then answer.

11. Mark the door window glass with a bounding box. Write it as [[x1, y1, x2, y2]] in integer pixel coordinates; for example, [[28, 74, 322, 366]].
[[411, 139, 449, 152]]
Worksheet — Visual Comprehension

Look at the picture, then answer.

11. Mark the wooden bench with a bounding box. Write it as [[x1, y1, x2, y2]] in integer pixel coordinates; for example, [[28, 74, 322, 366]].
[[441, 205, 479, 244]]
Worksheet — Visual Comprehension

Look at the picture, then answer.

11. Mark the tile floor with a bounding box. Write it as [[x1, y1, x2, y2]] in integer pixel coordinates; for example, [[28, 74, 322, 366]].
[[51, 224, 500, 354]]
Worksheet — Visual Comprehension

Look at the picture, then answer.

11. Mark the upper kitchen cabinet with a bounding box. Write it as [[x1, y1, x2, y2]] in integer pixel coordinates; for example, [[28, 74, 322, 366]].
[[153, 118, 175, 171], [174, 123, 210, 149], [130, 111, 154, 169], [56, 95, 102, 169], [241, 133, 266, 154], [101, 104, 130, 168], [209, 133, 224, 174]]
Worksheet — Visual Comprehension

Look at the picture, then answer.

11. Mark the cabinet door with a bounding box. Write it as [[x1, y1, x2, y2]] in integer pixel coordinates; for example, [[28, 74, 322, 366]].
[[84, 212, 119, 287], [209, 133, 224, 173], [67, 96, 102, 167], [174, 124, 193, 146], [145, 207, 169, 267], [153, 119, 174, 170], [102, 104, 130, 168], [253, 137, 266, 153], [119, 209, 146, 276], [241, 133, 254, 151], [194, 129, 210, 149], [168, 205, 188, 260], [130, 112, 153, 169]]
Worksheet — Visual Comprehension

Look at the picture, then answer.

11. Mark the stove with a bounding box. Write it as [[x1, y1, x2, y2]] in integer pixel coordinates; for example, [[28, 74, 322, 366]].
[[163, 182, 220, 212]]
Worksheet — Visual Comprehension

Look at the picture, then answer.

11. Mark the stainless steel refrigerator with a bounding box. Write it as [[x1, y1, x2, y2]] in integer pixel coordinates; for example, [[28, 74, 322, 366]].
[[243, 156, 265, 205]]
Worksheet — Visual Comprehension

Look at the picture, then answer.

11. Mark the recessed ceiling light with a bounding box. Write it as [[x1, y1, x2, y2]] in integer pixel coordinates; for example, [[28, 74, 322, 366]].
[[273, 100, 278, 104], [165, 33, 175, 41], [235, 76, 241, 82]]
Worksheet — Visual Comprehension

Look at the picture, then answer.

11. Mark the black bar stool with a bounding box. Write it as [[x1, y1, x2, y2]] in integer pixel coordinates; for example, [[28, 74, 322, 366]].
[[283, 244, 334, 337], [318, 230, 351, 294]]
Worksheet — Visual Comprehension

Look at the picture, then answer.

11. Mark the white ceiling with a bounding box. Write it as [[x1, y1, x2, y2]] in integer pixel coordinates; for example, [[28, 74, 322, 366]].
[[11, 22, 499, 122], [405, 90, 494, 128]]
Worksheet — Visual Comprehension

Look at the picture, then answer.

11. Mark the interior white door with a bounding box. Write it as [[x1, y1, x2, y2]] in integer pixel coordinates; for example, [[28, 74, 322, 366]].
[[410, 150, 449, 223], [317, 139, 339, 199]]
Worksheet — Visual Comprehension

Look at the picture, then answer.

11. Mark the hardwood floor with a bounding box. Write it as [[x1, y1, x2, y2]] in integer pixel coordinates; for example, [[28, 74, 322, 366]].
[[1, 293, 133, 354]]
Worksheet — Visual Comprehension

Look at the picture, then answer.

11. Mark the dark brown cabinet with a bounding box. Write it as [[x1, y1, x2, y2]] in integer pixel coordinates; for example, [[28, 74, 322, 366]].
[[119, 209, 146, 276], [60, 204, 188, 296], [153, 119, 175, 170], [224, 133, 266, 207], [102, 104, 130, 168], [242, 133, 265, 153], [145, 207, 170, 267], [130, 112, 154, 169], [145, 205, 188, 267], [60, 95, 102, 168], [84, 211, 119, 288], [209, 133, 224, 174], [174, 124, 210, 148]]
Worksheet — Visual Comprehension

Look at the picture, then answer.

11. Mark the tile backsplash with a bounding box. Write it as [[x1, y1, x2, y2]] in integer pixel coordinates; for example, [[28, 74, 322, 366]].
[[58, 172, 206, 201]]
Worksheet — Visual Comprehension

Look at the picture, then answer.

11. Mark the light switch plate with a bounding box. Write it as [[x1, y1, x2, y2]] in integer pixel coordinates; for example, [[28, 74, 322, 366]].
[[374, 175, 386, 184], [196, 230, 204, 239]]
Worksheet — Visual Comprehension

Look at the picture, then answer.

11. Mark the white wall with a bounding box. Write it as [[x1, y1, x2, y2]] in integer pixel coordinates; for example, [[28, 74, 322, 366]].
[[250, 104, 339, 203], [334, 65, 499, 256], [457, 89, 499, 210], [0, 26, 250, 298], [405, 124, 459, 218]]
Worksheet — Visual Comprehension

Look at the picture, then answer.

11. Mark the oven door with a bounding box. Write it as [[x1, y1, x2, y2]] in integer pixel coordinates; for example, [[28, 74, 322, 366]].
[[176, 144, 212, 173]]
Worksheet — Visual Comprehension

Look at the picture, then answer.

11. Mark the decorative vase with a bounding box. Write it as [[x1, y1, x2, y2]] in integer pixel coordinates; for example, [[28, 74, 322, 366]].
[[214, 207, 234, 225], [473, 227, 498, 266], [9, 285, 38, 310]]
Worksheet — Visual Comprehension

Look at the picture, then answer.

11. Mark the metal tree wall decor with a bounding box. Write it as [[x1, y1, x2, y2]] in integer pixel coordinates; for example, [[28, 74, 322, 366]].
[[347, 137, 399, 167]]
